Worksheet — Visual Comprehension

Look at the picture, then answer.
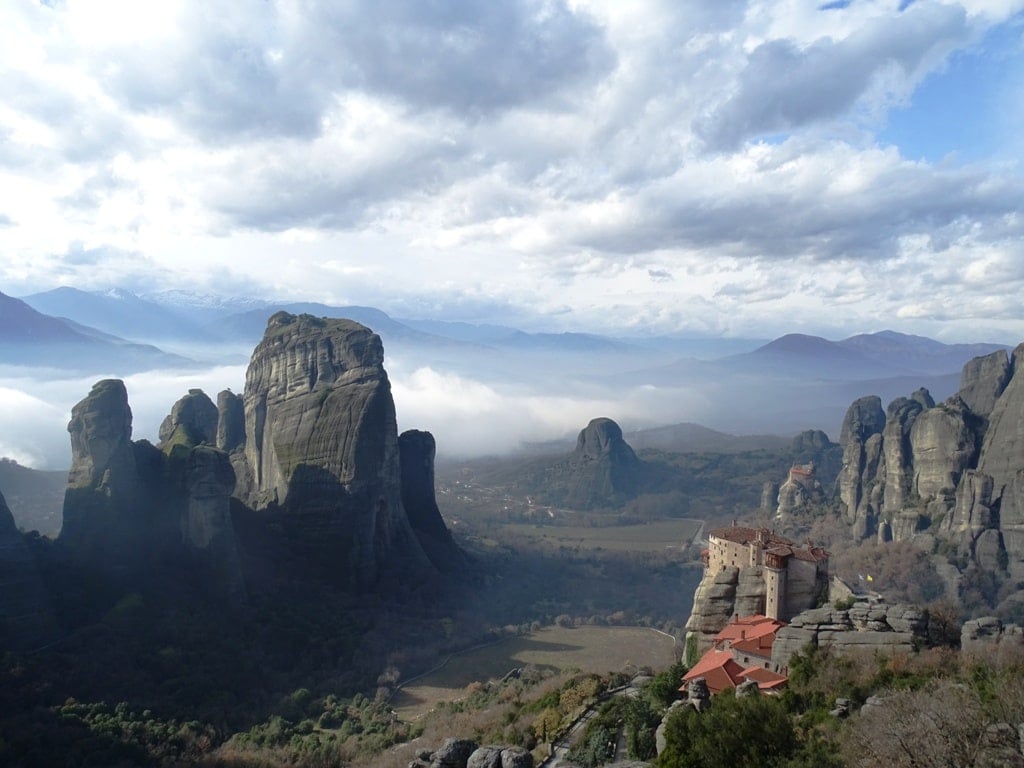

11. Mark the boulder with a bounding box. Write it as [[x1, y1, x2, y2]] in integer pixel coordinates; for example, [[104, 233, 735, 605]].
[[433, 738, 478, 767], [467, 747, 502, 768], [499, 747, 532, 768]]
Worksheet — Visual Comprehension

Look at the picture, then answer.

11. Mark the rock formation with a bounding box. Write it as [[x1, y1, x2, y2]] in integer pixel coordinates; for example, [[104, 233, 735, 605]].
[[59, 381, 246, 598], [960, 616, 1024, 664], [770, 603, 928, 671], [835, 343, 1024, 611], [54, 312, 459, 605], [562, 417, 644, 509], [237, 312, 430, 588], [399, 429, 465, 572], [59, 379, 142, 565], [776, 463, 825, 517], [158, 388, 218, 448], [408, 739, 533, 768]]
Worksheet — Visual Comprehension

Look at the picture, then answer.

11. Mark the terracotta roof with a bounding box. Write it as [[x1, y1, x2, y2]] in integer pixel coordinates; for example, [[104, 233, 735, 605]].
[[682, 650, 746, 695], [766, 543, 830, 563], [714, 615, 785, 657], [707, 526, 793, 547], [707, 526, 830, 562], [739, 666, 788, 690]]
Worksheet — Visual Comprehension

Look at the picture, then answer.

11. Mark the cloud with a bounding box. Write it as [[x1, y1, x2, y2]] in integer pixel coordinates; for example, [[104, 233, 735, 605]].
[[0, 364, 247, 469], [697, 3, 971, 149]]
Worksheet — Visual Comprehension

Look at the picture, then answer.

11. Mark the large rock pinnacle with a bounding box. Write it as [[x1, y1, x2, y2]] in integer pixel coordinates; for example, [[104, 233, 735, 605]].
[[59, 379, 141, 561], [399, 429, 464, 572], [240, 312, 429, 587]]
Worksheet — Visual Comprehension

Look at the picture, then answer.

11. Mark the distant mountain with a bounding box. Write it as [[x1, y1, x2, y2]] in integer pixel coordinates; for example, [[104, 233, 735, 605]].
[[731, 333, 916, 380], [720, 331, 1008, 382], [20, 287, 208, 343], [0, 291, 191, 372], [625, 422, 791, 453], [837, 330, 1008, 376], [210, 303, 465, 349]]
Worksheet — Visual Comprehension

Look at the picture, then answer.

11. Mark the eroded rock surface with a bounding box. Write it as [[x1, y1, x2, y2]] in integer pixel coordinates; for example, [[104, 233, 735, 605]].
[[239, 312, 429, 588]]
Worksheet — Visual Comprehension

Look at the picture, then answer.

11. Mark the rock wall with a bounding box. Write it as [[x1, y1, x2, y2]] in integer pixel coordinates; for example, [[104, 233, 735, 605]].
[[771, 603, 928, 671], [238, 312, 430, 588], [59, 382, 246, 599], [399, 429, 465, 573], [836, 345, 1024, 596], [55, 313, 459, 602]]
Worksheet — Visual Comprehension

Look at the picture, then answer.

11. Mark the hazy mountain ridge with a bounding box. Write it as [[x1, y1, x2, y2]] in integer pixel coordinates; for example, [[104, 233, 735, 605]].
[[0, 290, 192, 372]]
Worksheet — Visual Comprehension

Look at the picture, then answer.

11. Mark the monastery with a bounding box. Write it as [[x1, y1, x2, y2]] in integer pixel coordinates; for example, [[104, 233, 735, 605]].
[[702, 524, 829, 621]]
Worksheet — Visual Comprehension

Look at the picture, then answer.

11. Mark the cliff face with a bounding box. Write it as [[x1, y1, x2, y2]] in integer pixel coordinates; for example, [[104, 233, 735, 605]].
[[836, 343, 1024, 598], [59, 382, 245, 599], [56, 312, 457, 600], [238, 312, 431, 588], [59, 379, 142, 565], [398, 429, 465, 572]]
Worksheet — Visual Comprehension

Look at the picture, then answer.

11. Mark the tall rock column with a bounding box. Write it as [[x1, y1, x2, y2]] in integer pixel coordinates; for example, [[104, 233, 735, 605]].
[[58, 379, 141, 565], [977, 343, 1024, 575], [399, 429, 464, 572], [837, 395, 885, 538], [240, 313, 430, 588]]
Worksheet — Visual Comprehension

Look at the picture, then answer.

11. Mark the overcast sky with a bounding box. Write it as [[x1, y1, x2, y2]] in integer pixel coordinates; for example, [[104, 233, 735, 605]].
[[1, 0, 1023, 341]]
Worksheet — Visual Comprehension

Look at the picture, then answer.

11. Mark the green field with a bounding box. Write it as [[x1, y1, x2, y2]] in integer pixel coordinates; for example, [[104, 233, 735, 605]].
[[391, 625, 677, 720], [499, 518, 704, 552]]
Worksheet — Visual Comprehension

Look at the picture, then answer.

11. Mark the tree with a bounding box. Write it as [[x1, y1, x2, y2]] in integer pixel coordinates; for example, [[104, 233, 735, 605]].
[[658, 693, 798, 768]]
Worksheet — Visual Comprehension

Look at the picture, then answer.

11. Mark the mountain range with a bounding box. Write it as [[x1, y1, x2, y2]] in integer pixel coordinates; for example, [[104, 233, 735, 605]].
[[2, 286, 1012, 467]]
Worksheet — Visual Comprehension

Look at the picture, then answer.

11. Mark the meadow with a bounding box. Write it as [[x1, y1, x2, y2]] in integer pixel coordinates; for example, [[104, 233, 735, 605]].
[[391, 625, 677, 720], [498, 518, 704, 553]]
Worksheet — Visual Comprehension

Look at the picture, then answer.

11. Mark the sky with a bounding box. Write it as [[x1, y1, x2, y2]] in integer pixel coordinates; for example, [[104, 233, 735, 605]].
[[1, 0, 1024, 342]]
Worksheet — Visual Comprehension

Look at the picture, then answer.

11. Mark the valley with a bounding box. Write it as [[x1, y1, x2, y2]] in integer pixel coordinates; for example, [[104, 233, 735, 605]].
[[2, 301, 1024, 767]]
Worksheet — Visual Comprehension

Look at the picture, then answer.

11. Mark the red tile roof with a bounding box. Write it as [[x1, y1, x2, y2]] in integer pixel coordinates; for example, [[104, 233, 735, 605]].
[[739, 666, 788, 690], [707, 526, 793, 547], [681, 650, 747, 695], [714, 615, 785, 657], [707, 525, 829, 563]]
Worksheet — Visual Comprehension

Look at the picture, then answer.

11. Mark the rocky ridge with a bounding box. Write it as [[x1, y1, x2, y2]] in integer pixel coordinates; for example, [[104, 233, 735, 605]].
[[55, 313, 457, 598], [770, 603, 929, 670], [836, 344, 1024, 608]]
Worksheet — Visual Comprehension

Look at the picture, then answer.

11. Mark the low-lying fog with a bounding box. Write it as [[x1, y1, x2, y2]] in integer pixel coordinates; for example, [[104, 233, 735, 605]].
[[0, 338, 966, 470]]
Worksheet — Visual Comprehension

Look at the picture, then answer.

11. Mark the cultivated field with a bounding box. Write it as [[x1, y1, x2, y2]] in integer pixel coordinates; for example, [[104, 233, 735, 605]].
[[499, 518, 704, 553], [391, 625, 677, 720]]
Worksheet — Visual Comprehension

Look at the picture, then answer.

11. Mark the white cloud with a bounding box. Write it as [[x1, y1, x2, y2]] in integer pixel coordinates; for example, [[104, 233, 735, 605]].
[[0, 0, 1021, 344]]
